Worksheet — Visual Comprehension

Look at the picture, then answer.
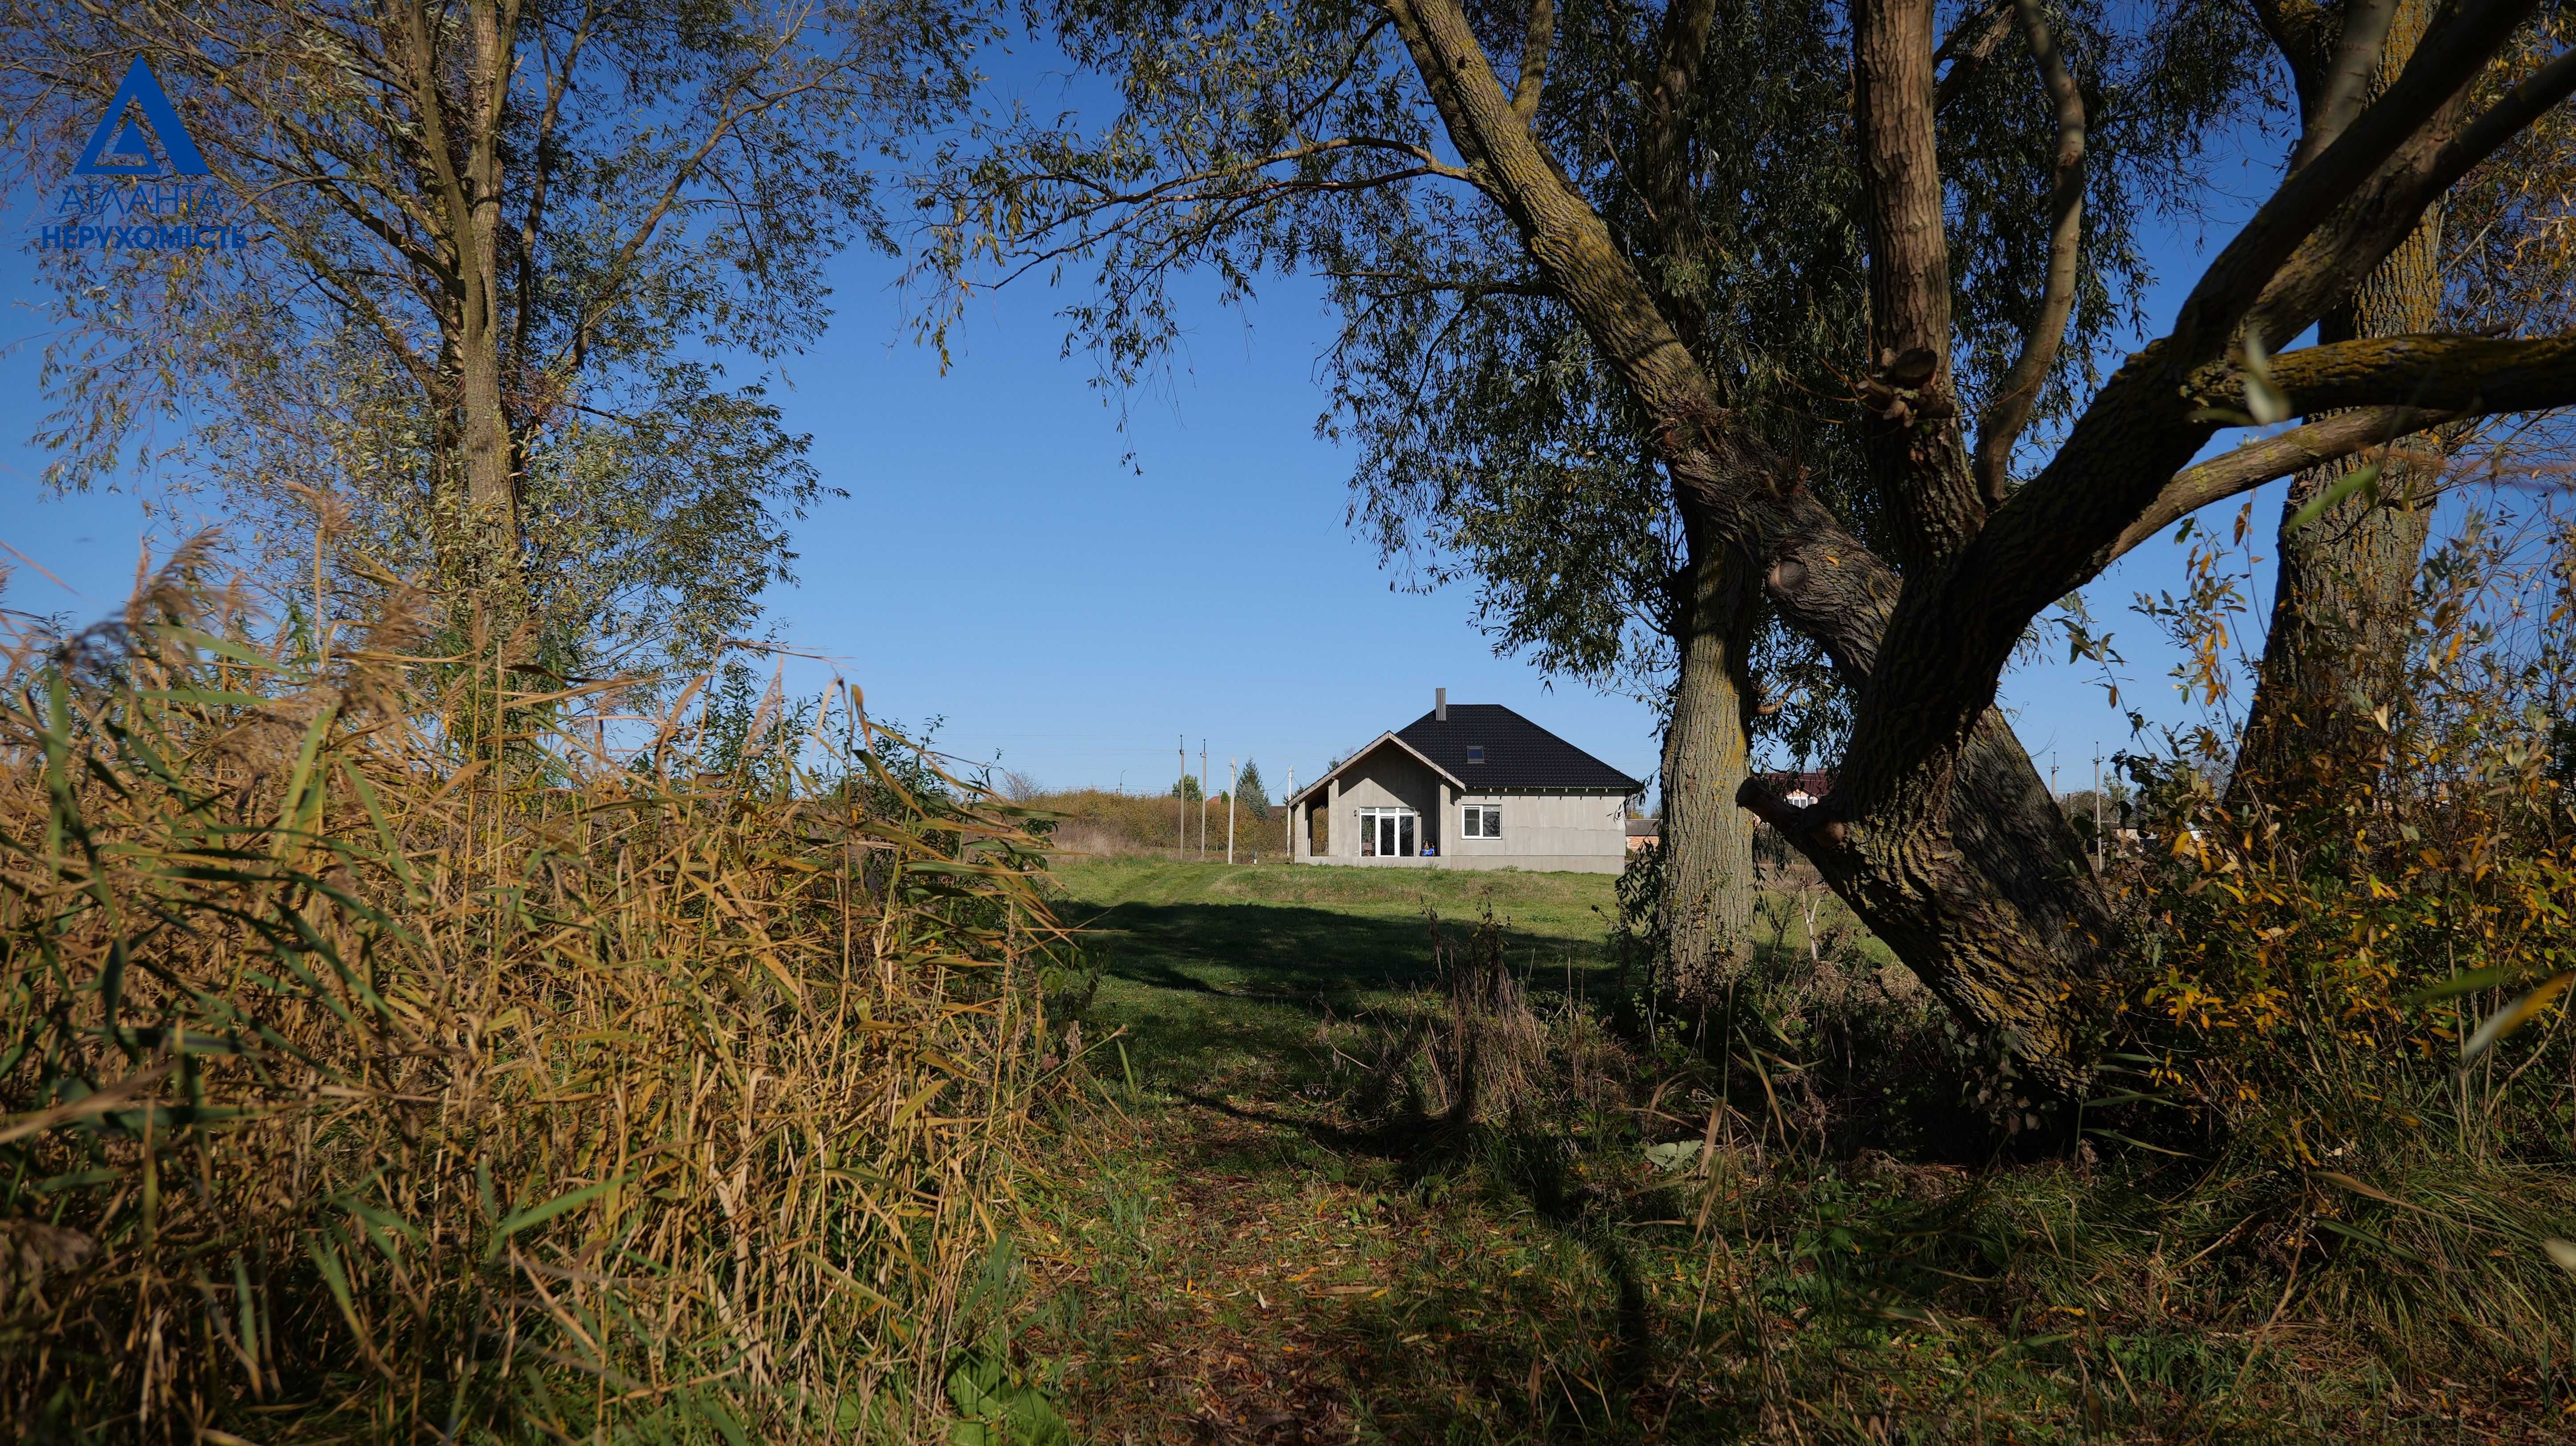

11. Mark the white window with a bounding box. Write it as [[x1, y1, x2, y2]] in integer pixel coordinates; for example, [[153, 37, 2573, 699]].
[[1460, 806, 1502, 839], [1357, 807, 1417, 857]]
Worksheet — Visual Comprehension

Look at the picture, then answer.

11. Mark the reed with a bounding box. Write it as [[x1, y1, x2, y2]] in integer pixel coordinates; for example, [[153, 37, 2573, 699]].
[[0, 551, 1058, 1442]]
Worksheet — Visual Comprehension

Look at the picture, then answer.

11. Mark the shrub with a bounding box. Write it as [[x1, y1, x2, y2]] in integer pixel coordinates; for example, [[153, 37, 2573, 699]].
[[2098, 506, 2576, 1375], [0, 556, 1056, 1442]]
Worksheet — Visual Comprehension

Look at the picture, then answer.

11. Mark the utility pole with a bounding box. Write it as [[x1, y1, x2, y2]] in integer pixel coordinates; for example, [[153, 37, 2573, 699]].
[[1177, 736, 1187, 861], [2093, 750, 2105, 870], [1286, 765, 1295, 856], [1227, 756, 1238, 865], [1199, 740, 1209, 860]]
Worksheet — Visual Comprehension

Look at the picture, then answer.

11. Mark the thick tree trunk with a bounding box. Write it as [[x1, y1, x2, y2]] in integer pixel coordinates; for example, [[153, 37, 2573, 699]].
[[1386, 0, 2113, 1093], [2234, 0, 2441, 815], [1659, 532, 1759, 1004]]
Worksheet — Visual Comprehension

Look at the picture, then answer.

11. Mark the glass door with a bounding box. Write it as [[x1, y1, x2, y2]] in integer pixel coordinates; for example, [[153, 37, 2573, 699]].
[[1358, 808, 1418, 857]]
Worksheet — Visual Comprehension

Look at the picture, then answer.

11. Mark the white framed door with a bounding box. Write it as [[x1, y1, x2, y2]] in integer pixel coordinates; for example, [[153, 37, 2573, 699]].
[[1356, 807, 1417, 858]]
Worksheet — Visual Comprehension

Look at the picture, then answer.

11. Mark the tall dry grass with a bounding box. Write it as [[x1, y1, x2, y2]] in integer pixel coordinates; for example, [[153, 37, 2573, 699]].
[[0, 552, 1058, 1442], [1027, 787, 1285, 860]]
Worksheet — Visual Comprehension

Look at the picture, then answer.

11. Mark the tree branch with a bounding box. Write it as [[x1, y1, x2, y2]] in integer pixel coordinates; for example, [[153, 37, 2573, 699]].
[[2173, 0, 2539, 357], [1852, 0, 1981, 567], [2099, 406, 2455, 569], [1933, 0, 2015, 112], [2190, 331, 2576, 416], [2247, 42, 2576, 347], [2295, 0, 2401, 167], [1971, 0, 2088, 505], [1639, 0, 1718, 345], [1511, 0, 1554, 122]]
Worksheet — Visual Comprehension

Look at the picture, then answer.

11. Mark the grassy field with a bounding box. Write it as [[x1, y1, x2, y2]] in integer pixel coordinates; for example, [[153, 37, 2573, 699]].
[[1039, 859, 1627, 1099], [977, 860, 2566, 1445]]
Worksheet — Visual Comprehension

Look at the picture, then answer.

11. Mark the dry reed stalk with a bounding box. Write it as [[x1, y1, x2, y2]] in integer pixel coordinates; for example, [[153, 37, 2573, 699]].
[[1433, 910, 1546, 1127], [0, 553, 1057, 1442]]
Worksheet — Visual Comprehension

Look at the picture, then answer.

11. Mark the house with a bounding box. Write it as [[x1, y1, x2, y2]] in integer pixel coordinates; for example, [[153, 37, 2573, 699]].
[[1767, 770, 1834, 807], [1286, 691, 1644, 873], [1626, 818, 1660, 852]]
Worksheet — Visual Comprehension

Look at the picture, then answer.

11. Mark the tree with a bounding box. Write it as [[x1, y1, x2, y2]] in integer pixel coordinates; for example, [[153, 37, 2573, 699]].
[[2, 0, 980, 671], [1237, 758, 1273, 817], [2231, 0, 2447, 816], [925, 0, 2576, 1093], [1326, 0, 2231, 1004]]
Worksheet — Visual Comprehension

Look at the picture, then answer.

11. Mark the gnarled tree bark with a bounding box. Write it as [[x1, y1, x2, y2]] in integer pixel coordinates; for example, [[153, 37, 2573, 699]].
[[2236, 0, 2443, 815], [1659, 528, 1760, 1004]]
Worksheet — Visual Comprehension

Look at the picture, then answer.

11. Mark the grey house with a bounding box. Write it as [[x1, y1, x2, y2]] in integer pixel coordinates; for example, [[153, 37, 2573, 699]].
[[1287, 692, 1644, 873]]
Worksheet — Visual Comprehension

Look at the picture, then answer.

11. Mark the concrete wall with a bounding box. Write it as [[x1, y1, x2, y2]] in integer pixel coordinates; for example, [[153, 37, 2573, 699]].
[[1297, 741, 1628, 874], [1440, 787, 1629, 873], [1323, 743, 1443, 862]]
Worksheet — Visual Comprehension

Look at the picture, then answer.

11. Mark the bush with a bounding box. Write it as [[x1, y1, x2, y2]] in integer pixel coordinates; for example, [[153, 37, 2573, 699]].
[[0, 557, 1056, 1442], [2094, 507, 2576, 1377]]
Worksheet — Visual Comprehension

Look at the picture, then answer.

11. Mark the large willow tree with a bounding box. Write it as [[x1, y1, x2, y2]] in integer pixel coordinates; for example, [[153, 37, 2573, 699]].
[[926, 0, 2576, 1092], [3, 0, 980, 672]]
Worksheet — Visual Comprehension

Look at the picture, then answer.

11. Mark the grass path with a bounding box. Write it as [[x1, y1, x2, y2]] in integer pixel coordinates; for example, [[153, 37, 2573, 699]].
[[987, 860, 2554, 1444]]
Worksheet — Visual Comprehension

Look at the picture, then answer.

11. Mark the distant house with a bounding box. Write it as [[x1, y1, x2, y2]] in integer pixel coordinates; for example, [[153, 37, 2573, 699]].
[[1768, 770, 1835, 807], [1626, 818, 1660, 852], [1287, 691, 1644, 874]]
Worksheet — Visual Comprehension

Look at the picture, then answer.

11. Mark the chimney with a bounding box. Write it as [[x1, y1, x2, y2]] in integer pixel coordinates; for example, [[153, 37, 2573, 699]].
[[1435, 687, 1447, 722]]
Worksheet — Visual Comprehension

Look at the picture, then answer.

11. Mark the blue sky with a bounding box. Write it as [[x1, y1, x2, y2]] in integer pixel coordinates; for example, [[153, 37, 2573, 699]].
[[0, 59, 2299, 805]]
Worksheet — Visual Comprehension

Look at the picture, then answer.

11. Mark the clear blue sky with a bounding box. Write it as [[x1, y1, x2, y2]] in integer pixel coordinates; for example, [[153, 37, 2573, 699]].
[[0, 66, 2300, 804]]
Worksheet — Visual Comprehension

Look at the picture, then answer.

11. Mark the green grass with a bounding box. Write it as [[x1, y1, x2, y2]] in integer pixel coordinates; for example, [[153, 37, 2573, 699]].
[[988, 860, 2573, 1444], [1042, 858, 1624, 1098]]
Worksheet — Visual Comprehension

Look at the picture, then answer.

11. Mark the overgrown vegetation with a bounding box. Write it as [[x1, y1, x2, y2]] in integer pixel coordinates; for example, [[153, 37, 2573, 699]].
[[1005, 786, 2576, 1440], [0, 556, 1059, 1442], [1021, 788, 1289, 861]]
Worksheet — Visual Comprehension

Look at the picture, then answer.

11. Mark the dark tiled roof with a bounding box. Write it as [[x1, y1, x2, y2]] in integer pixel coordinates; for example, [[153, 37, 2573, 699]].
[[1626, 818, 1660, 837], [1394, 704, 1644, 794], [1763, 770, 1836, 798]]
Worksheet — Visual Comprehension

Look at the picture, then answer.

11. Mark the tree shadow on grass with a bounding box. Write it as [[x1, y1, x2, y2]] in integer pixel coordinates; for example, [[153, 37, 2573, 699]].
[[1063, 895, 1617, 1094], [1048, 886, 1684, 1439]]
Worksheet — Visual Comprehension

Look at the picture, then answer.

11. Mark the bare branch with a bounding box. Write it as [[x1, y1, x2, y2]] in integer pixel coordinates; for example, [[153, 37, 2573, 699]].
[[2190, 332, 2576, 416], [1853, 0, 1981, 566], [1971, 0, 2088, 504], [1933, 0, 2015, 112], [1511, 0, 1554, 122], [2251, 44, 2576, 345], [2099, 407, 2455, 568], [2295, 0, 2401, 167], [2173, 0, 2539, 357]]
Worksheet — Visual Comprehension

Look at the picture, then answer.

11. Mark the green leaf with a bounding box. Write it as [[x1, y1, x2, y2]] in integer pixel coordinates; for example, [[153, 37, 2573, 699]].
[[2399, 967, 2519, 1005], [2242, 333, 2293, 425], [946, 1352, 1072, 1446], [2313, 1217, 2426, 1265], [2083, 1127, 2196, 1158], [2286, 460, 2382, 532], [1644, 1140, 1702, 1172], [2460, 972, 2572, 1067], [486, 1175, 628, 1259]]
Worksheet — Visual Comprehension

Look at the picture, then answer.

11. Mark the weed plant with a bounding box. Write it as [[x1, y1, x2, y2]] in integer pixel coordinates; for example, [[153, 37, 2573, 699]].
[[0, 553, 1058, 1442]]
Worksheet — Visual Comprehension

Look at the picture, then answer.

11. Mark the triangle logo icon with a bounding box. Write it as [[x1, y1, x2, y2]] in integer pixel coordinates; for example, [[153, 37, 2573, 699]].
[[74, 57, 209, 177]]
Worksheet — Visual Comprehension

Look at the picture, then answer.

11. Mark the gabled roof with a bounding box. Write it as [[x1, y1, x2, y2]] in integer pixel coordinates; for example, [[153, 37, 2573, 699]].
[[1290, 704, 1644, 803], [1399, 704, 1644, 793], [1285, 730, 1462, 805]]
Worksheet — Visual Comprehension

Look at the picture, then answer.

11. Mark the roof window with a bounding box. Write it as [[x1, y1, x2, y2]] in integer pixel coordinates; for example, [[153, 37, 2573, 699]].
[[1467, 746, 1485, 763]]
